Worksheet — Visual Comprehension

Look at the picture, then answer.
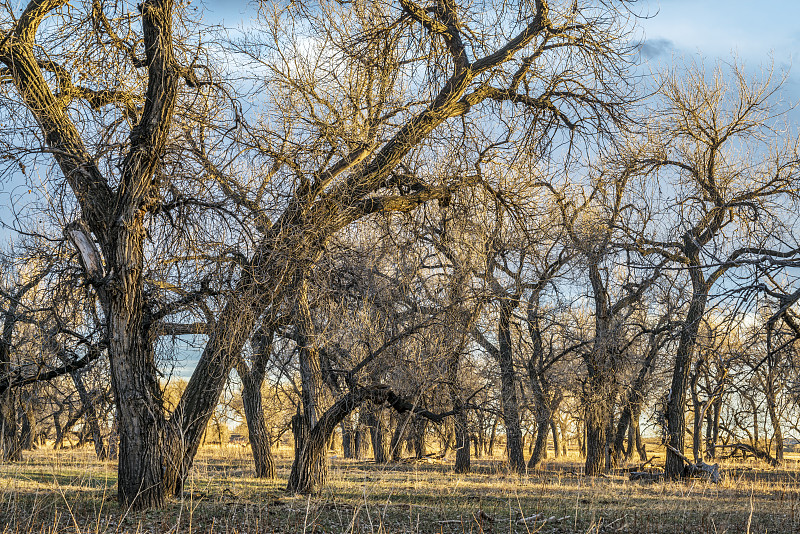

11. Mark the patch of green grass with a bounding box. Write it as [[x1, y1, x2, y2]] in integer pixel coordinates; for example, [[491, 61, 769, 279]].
[[0, 447, 798, 533]]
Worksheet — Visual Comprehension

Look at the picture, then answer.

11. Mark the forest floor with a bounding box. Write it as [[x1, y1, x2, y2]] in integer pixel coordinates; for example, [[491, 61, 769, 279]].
[[0, 445, 797, 533]]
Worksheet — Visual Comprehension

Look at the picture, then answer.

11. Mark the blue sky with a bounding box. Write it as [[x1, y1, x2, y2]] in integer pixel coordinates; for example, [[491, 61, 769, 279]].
[[199, 0, 800, 66], [640, 0, 799, 63]]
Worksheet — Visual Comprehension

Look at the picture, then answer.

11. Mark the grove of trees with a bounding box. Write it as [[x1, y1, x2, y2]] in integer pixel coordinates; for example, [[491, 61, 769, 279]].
[[2, 0, 800, 511]]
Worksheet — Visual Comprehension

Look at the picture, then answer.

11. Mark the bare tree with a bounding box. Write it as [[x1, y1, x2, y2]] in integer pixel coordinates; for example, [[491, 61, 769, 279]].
[[631, 64, 800, 478], [1, 0, 638, 506]]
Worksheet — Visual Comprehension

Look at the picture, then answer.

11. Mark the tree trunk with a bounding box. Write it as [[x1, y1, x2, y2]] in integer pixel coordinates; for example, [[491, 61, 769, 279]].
[[286, 279, 328, 489], [287, 409, 327, 493], [236, 328, 276, 477], [354, 421, 368, 459], [664, 268, 708, 479], [448, 348, 470, 473], [341, 417, 355, 459], [390, 413, 410, 462], [527, 416, 549, 470], [241, 374, 275, 478], [526, 303, 553, 471], [765, 384, 783, 464], [551, 420, 560, 458], [0, 390, 20, 462], [689, 356, 706, 464], [612, 334, 658, 465], [107, 236, 171, 509], [19, 405, 34, 451], [584, 373, 612, 476], [497, 301, 525, 473], [71, 371, 107, 460], [453, 405, 470, 473], [413, 417, 427, 459], [692, 401, 705, 463], [612, 407, 630, 467], [365, 408, 389, 464], [526, 376, 551, 470], [488, 417, 498, 457]]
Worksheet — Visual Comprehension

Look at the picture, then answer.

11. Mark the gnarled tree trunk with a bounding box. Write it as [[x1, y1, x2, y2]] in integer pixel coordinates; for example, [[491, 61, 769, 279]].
[[237, 329, 275, 478], [664, 266, 708, 479], [497, 301, 525, 473], [287, 386, 444, 493], [241, 376, 275, 478]]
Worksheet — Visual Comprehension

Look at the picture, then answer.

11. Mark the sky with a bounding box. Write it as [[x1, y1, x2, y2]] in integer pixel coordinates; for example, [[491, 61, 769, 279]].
[[201, 0, 800, 69], [637, 0, 800, 100]]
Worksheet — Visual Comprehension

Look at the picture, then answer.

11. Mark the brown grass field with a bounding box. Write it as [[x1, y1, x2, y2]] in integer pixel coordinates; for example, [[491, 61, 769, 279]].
[[0, 445, 798, 533]]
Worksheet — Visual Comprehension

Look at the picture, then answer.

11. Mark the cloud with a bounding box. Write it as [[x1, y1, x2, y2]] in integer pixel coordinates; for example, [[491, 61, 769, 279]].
[[638, 38, 675, 60]]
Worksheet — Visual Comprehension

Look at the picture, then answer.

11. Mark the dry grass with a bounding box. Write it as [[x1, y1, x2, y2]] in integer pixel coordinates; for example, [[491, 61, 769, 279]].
[[0, 445, 798, 533]]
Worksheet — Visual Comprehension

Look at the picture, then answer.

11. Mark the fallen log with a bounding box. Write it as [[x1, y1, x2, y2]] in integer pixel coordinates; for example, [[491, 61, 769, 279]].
[[665, 444, 722, 483], [716, 443, 780, 467], [623, 456, 659, 472]]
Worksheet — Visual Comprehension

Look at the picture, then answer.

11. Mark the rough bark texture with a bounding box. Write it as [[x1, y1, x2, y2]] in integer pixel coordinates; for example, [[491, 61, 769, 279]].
[[413, 418, 427, 459], [452, 404, 470, 473], [241, 377, 275, 478], [765, 385, 784, 464], [285, 279, 330, 490], [236, 329, 275, 478], [364, 408, 389, 464], [497, 301, 525, 473], [664, 262, 708, 479], [286, 385, 444, 494], [341, 416, 355, 459], [390, 413, 410, 462], [584, 375, 610, 476]]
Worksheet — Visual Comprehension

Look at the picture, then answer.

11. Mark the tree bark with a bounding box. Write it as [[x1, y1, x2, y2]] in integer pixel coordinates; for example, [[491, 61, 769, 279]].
[[241, 375, 275, 478], [413, 417, 427, 459], [664, 266, 708, 479], [364, 407, 389, 464], [584, 380, 609, 476], [0, 390, 20, 462], [452, 403, 470, 473], [526, 375, 552, 470], [551, 420, 560, 458], [237, 329, 275, 478], [765, 384, 783, 464], [19, 403, 34, 451], [286, 278, 328, 488], [497, 301, 525, 473], [341, 416, 355, 459], [390, 413, 410, 462]]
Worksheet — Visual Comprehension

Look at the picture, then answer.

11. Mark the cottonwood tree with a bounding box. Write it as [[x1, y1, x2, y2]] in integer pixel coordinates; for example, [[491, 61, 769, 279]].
[[547, 158, 664, 475], [228, 0, 638, 494], [630, 64, 800, 478], [0, 0, 231, 508], [0, 0, 640, 507]]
